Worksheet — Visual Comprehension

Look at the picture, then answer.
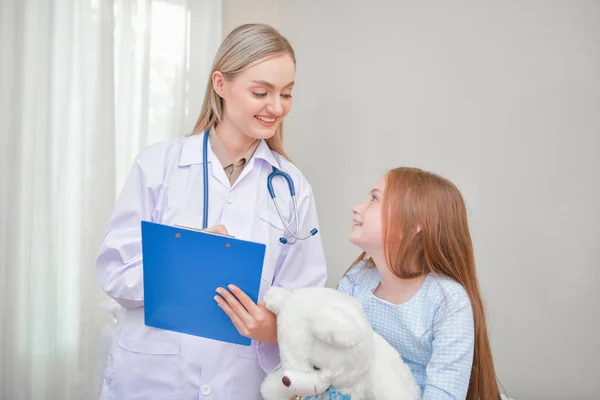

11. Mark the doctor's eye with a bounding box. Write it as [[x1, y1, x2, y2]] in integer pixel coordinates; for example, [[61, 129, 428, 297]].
[[252, 92, 267, 98], [313, 365, 321, 371]]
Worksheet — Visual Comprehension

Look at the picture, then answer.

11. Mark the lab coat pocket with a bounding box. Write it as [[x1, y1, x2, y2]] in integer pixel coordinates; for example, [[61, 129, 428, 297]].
[[258, 208, 286, 232], [236, 341, 259, 359], [118, 334, 179, 355], [111, 334, 181, 398]]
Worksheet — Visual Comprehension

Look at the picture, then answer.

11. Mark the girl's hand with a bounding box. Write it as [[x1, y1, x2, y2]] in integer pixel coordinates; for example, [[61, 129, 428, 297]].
[[215, 284, 278, 344]]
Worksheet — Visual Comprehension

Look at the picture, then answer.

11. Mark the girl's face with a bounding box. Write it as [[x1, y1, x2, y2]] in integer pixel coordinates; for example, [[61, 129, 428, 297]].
[[213, 53, 295, 140], [350, 176, 386, 255]]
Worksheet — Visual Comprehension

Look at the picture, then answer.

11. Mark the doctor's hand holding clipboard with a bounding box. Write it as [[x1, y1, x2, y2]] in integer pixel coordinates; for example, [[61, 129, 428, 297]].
[[96, 23, 327, 400], [207, 225, 279, 345]]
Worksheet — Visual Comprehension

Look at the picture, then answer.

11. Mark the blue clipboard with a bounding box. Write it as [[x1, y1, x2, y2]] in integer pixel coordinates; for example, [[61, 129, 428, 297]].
[[141, 221, 266, 346]]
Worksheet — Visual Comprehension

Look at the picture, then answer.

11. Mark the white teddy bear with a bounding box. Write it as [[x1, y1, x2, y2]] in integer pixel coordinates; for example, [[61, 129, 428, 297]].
[[260, 286, 421, 400]]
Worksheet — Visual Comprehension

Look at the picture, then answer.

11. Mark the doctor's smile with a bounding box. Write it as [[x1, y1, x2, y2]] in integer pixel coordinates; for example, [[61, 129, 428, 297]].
[[255, 114, 278, 126]]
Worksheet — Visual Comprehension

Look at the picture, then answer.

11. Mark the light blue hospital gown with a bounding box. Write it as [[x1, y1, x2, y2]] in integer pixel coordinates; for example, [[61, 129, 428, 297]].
[[336, 260, 475, 400], [303, 387, 352, 400]]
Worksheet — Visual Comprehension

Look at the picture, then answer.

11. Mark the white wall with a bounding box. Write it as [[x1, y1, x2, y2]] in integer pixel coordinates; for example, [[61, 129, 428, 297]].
[[223, 1, 600, 399]]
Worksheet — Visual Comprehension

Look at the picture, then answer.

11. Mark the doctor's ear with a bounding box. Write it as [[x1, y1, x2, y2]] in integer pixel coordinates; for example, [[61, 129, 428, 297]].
[[212, 71, 226, 98]]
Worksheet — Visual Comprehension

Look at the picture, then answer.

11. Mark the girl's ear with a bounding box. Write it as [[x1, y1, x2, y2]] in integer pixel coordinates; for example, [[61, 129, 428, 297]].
[[212, 71, 225, 98]]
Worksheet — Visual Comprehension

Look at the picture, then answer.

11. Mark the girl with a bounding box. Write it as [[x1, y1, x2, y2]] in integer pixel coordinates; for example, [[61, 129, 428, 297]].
[[96, 24, 327, 400], [340, 167, 500, 400]]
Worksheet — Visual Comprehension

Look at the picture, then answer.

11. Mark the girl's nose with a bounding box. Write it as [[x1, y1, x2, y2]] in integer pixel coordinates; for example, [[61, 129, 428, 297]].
[[353, 196, 372, 217]]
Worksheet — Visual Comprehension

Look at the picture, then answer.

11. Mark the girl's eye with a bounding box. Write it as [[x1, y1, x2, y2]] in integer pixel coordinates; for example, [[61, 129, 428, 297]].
[[281, 94, 292, 99], [313, 365, 321, 371], [370, 194, 378, 202], [252, 92, 267, 98]]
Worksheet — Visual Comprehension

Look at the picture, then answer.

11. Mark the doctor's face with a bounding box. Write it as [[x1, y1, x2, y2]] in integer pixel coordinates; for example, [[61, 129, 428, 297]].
[[214, 53, 295, 141], [350, 176, 386, 255]]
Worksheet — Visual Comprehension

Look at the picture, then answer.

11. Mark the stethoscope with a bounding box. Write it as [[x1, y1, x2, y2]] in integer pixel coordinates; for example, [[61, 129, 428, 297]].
[[202, 130, 318, 245]]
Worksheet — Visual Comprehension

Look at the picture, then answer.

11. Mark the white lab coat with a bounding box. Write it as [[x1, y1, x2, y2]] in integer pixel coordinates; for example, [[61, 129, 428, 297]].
[[97, 132, 327, 399]]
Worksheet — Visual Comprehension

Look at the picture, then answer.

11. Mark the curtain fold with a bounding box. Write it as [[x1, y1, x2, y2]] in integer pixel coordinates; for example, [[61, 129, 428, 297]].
[[0, 1, 221, 398]]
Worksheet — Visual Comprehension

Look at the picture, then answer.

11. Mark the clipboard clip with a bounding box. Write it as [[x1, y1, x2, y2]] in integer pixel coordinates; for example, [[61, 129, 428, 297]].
[[173, 224, 235, 239]]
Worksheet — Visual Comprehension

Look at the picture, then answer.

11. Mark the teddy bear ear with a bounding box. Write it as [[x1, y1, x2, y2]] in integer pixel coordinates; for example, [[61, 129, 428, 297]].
[[310, 305, 368, 348], [263, 286, 291, 314]]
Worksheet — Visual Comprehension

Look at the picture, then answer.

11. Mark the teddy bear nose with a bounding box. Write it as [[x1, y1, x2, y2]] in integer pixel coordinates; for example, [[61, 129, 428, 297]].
[[282, 376, 291, 387]]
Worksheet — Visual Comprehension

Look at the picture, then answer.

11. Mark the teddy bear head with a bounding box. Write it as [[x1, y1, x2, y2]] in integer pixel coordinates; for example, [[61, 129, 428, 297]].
[[261, 286, 376, 398]]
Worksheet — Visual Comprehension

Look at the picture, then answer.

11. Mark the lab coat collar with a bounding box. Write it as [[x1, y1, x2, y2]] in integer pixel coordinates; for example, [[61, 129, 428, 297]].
[[178, 132, 214, 167], [252, 139, 280, 169], [178, 131, 280, 169]]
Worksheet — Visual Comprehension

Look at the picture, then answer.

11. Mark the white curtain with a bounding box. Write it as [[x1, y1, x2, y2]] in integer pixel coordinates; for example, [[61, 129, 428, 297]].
[[0, 0, 221, 398]]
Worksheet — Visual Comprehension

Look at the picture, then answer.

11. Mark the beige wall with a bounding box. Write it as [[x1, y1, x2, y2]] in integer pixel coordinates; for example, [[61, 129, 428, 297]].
[[222, 1, 600, 399], [222, 0, 279, 36]]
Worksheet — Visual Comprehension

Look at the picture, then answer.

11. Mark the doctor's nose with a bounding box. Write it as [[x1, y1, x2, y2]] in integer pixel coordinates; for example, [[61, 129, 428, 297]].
[[282, 376, 291, 387], [267, 99, 284, 117]]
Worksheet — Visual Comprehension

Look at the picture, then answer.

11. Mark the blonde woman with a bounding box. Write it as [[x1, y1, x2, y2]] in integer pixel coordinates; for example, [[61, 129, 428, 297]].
[[97, 24, 327, 399]]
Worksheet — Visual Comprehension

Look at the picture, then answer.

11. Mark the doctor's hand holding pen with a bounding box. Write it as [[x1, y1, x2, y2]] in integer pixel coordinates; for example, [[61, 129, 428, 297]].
[[204, 224, 279, 345]]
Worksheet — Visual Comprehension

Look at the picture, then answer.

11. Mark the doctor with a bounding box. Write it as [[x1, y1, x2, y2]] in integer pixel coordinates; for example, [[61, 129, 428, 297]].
[[96, 23, 327, 400]]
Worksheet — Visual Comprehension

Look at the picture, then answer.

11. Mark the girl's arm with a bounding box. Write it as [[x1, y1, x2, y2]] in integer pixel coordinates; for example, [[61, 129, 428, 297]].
[[423, 294, 475, 400]]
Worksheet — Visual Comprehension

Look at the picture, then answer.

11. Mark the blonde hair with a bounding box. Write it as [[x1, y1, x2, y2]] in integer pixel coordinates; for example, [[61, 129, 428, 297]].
[[192, 23, 295, 159]]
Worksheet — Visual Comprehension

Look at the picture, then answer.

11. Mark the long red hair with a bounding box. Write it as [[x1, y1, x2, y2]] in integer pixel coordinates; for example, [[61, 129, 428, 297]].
[[349, 167, 500, 400]]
